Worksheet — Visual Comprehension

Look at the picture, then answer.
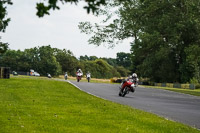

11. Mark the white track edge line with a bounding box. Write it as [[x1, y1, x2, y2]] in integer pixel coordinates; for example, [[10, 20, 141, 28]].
[[67, 80, 107, 100]]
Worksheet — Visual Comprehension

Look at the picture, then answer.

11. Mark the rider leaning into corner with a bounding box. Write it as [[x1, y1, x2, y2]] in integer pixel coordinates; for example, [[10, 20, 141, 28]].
[[119, 73, 139, 92]]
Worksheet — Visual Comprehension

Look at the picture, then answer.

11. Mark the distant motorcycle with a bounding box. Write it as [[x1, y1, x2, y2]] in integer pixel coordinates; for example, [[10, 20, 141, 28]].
[[119, 79, 136, 97], [64, 73, 68, 80], [76, 72, 83, 82], [47, 73, 51, 78], [86, 73, 91, 82]]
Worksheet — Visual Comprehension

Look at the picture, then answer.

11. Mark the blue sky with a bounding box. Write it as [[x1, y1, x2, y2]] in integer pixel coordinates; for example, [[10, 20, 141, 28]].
[[1, 0, 131, 58]]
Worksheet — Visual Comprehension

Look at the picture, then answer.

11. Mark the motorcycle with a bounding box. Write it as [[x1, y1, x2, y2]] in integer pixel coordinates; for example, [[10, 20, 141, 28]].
[[86, 73, 91, 82], [119, 79, 136, 97], [76, 72, 83, 82], [64, 73, 68, 80], [47, 73, 51, 78]]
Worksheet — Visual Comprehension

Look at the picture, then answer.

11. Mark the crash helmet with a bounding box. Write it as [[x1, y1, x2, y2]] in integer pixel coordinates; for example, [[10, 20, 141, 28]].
[[132, 73, 137, 78]]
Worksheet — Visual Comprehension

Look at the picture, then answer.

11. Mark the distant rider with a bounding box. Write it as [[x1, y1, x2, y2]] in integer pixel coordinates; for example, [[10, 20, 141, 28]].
[[86, 71, 91, 82], [76, 69, 83, 78], [64, 72, 68, 80], [86, 71, 91, 77], [76, 69, 83, 75], [47, 73, 51, 78]]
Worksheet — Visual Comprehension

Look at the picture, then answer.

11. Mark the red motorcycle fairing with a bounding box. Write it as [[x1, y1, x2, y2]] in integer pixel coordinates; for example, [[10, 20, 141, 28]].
[[122, 80, 134, 89], [76, 72, 82, 82], [119, 79, 136, 97]]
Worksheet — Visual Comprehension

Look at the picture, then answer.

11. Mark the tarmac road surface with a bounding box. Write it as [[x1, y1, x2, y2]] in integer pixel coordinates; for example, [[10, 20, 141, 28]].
[[69, 80, 200, 129]]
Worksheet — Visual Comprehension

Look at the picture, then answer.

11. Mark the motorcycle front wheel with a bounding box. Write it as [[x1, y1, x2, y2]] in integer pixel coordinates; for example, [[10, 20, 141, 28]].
[[119, 90, 122, 96], [122, 87, 128, 97]]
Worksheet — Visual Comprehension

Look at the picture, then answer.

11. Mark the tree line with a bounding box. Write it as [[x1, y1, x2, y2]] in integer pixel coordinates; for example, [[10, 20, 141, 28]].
[[0, 45, 131, 78]]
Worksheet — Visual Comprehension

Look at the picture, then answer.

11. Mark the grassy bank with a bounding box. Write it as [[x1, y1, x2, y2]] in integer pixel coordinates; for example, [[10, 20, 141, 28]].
[[141, 85, 200, 97], [0, 77, 199, 132]]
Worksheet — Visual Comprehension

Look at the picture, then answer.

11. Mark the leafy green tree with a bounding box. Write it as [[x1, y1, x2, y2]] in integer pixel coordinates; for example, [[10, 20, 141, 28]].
[[116, 52, 132, 69], [89, 56, 98, 61], [80, 55, 90, 61], [0, 0, 12, 54], [182, 45, 200, 83], [79, 0, 200, 83], [36, 0, 107, 17], [0, 42, 8, 55], [54, 48, 78, 75], [80, 55, 98, 61], [24, 47, 41, 72], [0, 50, 19, 70], [0, 0, 12, 32], [37, 45, 62, 76], [101, 57, 117, 67], [24, 46, 62, 76], [115, 66, 130, 77], [82, 60, 98, 78], [82, 59, 120, 78], [0, 49, 31, 72]]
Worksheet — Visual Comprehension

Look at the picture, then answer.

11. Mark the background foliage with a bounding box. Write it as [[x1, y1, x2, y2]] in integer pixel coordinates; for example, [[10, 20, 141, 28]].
[[0, 45, 130, 78]]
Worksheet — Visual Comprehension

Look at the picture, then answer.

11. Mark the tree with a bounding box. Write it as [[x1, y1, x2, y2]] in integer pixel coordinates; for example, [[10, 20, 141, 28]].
[[79, 0, 200, 83], [101, 57, 117, 67], [0, 0, 12, 54], [79, 55, 98, 61], [115, 66, 130, 77], [54, 48, 78, 75], [182, 45, 200, 83], [80, 55, 90, 61], [36, 0, 107, 17], [82, 59, 120, 78], [0, 42, 8, 55], [116, 52, 132, 69], [37, 45, 62, 76], [24, 46, 62, 76], [0, 0, 12, 32], [0, 49, 31, 72]]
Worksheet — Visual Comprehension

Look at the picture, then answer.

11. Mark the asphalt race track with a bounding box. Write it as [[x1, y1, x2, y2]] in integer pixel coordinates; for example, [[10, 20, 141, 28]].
[[69, 80, 200, 129]]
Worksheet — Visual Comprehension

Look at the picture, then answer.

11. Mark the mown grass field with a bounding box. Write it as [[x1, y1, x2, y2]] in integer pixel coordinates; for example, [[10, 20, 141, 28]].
[[0, 77, 199, 133]]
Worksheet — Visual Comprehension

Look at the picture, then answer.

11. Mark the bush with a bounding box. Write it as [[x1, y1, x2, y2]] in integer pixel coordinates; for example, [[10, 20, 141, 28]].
[[190, 77, 199, 84], [195, 84, 200, 89]]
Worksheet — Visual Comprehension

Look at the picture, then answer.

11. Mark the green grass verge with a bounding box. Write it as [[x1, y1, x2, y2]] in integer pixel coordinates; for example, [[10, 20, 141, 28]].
[[141, 85, 200, 97], [0, 77, 199, 133]]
